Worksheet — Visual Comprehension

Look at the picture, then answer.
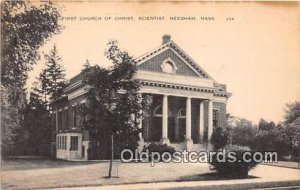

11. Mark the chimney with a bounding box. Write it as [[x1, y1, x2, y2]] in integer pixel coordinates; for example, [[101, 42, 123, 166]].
[[162, 34, 171, 44]]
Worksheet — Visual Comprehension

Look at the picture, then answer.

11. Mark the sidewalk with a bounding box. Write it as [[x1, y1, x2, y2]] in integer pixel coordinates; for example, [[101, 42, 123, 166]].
[[52, 164, 300, 190]]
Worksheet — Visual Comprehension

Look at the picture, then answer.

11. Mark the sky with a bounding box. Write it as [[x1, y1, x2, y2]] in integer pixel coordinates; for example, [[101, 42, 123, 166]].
[[27, 1, 300, 124]]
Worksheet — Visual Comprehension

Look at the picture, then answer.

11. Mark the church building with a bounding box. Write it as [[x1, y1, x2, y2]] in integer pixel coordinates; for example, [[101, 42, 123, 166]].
[[51, 35, 231, 160]]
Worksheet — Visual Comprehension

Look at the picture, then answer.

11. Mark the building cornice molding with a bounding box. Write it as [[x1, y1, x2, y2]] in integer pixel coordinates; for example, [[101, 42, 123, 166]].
[[140, 80, 230, 98], [64, 80, 83, 94], [135, 70, 214, 89]]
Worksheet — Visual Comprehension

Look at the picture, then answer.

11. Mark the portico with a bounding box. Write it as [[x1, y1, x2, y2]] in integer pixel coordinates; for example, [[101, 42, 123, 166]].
[[136, 91, 220, 151]]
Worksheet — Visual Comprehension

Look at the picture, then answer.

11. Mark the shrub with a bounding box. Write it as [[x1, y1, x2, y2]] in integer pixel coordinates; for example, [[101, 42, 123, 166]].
[[142, 143, 175, 161], [210, 127, 231, 150], [209, 145, 258, 178]]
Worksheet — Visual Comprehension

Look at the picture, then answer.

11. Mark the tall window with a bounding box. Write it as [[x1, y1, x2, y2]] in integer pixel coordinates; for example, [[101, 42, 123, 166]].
[[213, 109, 218, 128], [62, 110, 65, 130], [57, 136, 67, 150], [58, 111, 63, 130], [72, 107, 77, 128], [64, 109, 68, 129], [70, 136, 78, 150]]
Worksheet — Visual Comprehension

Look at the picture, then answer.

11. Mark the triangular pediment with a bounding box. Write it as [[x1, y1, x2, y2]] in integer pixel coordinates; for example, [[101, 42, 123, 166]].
[[135, 41, 211, 79]]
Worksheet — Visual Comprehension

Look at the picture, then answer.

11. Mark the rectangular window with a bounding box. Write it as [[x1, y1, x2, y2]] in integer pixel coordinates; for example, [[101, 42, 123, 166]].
[[70, 136, 78, 151], [213, 109, 218, 128], [57, 136, 67, 150], [72, 107, 77, 128], [58, 111, 63, 131], [65, 109, 68, 129], [62, 111, 65, 130]]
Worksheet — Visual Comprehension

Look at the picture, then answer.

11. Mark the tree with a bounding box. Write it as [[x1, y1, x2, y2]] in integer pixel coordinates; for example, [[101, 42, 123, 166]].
[[1, 85, 20, 156], [1, 0, 61, 102], [281, 125, 300, 160], [231, 118, 257, 146], [284, 101, 300, 124], [258, 119, 275, 131], [22, 85, 52, 156], [37, 69, 49, 103], [1, 0, 61, 156], [81, 40, 146, 177], [251, 127, 288, 156], [40, 45, 66, 102]]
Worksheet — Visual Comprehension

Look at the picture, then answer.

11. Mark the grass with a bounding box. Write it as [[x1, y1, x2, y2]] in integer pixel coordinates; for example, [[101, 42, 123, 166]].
[[1, 159, 299, 190], [1, 159, 211, 189]]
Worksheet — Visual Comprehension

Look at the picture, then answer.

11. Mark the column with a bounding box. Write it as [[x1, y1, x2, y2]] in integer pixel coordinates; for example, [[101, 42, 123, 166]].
[[199, 101, 204, 143], [185, 97, 192, 141], [207, 100, 213, 141], [161, 95, 170, 144]]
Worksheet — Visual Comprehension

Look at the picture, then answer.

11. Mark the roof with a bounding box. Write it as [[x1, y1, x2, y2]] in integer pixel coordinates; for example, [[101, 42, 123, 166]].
[[62, 35, 231, 98]]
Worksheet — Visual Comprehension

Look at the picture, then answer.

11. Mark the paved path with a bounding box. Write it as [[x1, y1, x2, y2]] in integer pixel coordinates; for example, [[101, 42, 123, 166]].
[[52, 164, 300, 190]]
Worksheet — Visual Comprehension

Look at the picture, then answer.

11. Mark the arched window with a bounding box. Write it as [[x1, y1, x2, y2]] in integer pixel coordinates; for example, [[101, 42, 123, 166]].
[[177, 108, 186, 118], [161, 58, 177, 74], [153, 105, 162, 117], [162, 62, 174, 73], [153, 105, 171, 117]]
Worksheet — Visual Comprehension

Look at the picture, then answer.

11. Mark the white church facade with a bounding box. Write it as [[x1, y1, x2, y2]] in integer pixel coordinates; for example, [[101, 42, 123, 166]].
[[51, 35, 231, 160]]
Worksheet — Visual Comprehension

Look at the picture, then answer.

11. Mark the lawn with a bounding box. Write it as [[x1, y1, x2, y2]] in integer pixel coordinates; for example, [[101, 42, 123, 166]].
[[1, 159, 299, 190], [1, 159, 211, 189]]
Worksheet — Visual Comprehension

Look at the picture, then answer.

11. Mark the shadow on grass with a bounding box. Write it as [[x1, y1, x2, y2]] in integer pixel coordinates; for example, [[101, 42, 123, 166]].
[[103, 176, 120, 179], [176, 172, 258, 182]]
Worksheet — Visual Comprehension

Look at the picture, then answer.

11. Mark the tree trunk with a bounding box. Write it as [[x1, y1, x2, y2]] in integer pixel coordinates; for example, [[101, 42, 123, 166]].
[[108, 134, 113, 178]]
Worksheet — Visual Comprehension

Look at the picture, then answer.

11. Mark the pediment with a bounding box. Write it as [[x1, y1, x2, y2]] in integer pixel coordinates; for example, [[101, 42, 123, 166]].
[[136, 41, 211, 79]]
